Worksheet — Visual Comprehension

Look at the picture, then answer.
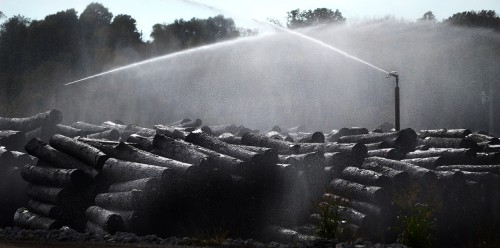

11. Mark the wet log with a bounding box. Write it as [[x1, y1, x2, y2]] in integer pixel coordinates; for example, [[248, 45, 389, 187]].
[[278, 152, 324, 170], [203, 124, 239, 136], [326, 127, 368, 142], [0, 109, 63, 132], [218, 133, 242, 144], [152, 134, 210, 167], [337, 205, 376, 233], [322, 193, 383, 220], [361, 161, 410, 188], [85, 206, 124, 234], [367, 148, 402, 159], [101, 121, 134, 139], [0, 146, 14, 165], [127, 134, 154, 151], [154, 124, 190, 139], [100, 158, 175, 183], [50, 134, 109, 170], [324, 152, 358, 177], [88, 129, 120, 141], [364, 141, 391, 151], [436, 165, 500, 174], [111, 210, 148, 234], [241, 132, 299, 154], [340, 167, 391, 187], [14, 207, 61, 230], [27, 199, 60, 219], [108, 177, 160, 193], [364, 157, 437, 182], [85, 221, 105, 233], [328, 178, 390, 205], [262, 225, 315, 243], [338, 128, 417, 153], [236, 144, 278, 158], [104, 142, 195, 174], [298, 143, 367, 160], [419, 137, 479, 152], [26, 184, 71, 205], [265, 131, 285, 140], [54, 124, 84, 138], [473, 152, 500, 165], [400, 157, 445, 170], [94, 189, 147, 211], [404, 148, 476, 165], [24, 138, 98, 177], [186, 132, 263, 163], [294, 132, 325, 143], [11, 150, 35, 166], [178, 118, 202, 128], [465, 133, 499, 144], [24, 124, 56, 142], [70, 121, 109, 133], [21, 165, 89, 188], [461, 171, 500, 184], [483, 144, 500, 153], [124, 124, 156, 137], [0, 130, 27, 150], [419, 128, 472, 138], [286, 125, 307, 134]]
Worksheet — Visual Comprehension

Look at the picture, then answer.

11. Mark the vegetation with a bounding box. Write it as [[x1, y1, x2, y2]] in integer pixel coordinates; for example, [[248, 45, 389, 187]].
[[315, 196, 342, 240], [396, 203, 436, 248], [287, 8, 345, 29]]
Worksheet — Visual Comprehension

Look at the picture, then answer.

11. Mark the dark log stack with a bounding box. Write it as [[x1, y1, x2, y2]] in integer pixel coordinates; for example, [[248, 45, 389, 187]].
[[1, 110, 499, 246]]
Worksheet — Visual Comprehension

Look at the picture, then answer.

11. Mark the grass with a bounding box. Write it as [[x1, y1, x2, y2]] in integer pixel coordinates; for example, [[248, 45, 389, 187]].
[[315, 195, 342, 240]]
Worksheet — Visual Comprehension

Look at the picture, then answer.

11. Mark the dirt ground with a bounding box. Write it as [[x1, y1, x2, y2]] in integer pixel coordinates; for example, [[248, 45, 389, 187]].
[[0, 240, 202, 248]]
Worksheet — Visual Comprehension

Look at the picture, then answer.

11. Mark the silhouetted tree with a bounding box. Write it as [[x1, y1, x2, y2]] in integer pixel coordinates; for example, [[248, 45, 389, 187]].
[[287, 8, 345, 29], [419, 11, 436, 22], [109, 14, 142, 49], [445, 10, 500, 31]]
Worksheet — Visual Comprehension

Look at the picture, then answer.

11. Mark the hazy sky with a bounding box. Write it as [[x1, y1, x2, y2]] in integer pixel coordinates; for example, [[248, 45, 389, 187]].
[[2, 0, 500, 39]]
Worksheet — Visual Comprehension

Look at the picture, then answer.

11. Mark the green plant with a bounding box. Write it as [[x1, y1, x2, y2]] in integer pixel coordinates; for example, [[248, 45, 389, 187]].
[[396, 203, 436, 248], [315, 196, 342, 239]]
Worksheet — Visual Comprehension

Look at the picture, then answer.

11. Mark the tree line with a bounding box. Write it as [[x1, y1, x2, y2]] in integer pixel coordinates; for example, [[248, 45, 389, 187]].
[[0, 3, 499, 116]]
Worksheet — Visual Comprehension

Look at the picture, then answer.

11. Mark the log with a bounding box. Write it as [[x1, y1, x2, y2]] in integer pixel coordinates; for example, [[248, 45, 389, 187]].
[[299, 143, 367, 160], [364, 141, 391, 151], [218, 133, 242, 144], [241, 132, 300, 154], [21, 164, 89, 188], [27, 199, 60, 219], [326, 127, 369, 142], [364, 157, 437, 182], [13, 207, 61, 230], [26, 184, 71, 205], [236, 144, 278, 158], [338, 128, 418, 153], [294, 132, 325, 143], [85, 220, 105, 234], [419, 137, 479, 152], [0, 146, 14, 165], [0, 109, 63, 132], [124, 124, 156, 137], [340, 167, 391, 187], [24, 138, 98, 177], [404, 148, 476, 165], [101, 121, 133, 139], [70, 121, 109, 133], [178, 118, 202, 128], [111, 210, 148, 234], [11, 150, 35, 166], [436, 165, 500, 174], [278, 152, 324, 170], [127, 134, 154, 151], [100, 158, 175, 183], [108, 177, 159, 193], [461, 171, 500, 184], [0, 130, 27, 150], [483, 144, 500, 153], [153, 124, 190, 139], [49, 134, 109, 170], [265, 131, 285, 140], [286, 125, 306, 134], [54, 124, 84, 138], [322, 193, 383, 220], [324, 152, 358, 177], [419, 128, 472, 138], [104, 142, 195, 174], [400, 157, 445, 170], [328, 178, 390, 205], [24, 124, 56, 142], [360, 161, 410, 188], [152, 134, 210, 167], [367, 148, 402, 159], [336, 205, 375, 233], [203, 124, 239, 136], [85, 206, 124, 234], [88, 129, 120, 141], [94, 189, 147, 210], [465, 133, 499, 144], [167, 118, 191, 126], [186, 132, 263, 163], [473, 152, 500, 165]]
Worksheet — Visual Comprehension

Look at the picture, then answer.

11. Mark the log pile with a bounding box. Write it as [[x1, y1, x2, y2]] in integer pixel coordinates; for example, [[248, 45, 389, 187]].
[[1, 110, 499, 245]]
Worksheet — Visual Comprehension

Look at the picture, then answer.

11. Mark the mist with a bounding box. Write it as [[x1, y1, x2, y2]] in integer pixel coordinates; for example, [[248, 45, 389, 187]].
[[58, 21, 500, 134]]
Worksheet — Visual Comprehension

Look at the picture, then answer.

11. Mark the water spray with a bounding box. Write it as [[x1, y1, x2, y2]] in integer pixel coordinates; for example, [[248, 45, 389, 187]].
[[386, 71, 400, 131]]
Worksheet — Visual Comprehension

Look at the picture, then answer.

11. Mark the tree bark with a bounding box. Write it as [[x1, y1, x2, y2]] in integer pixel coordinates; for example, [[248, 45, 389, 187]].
[[400, 157, 445, 170], [87, 129, 120, 141], [241, 132, 300, 155], [85, 206, 124, 234], [340, 167, 391, 187], [419, 137, 479, 152], [0, 146, 14, 165], [404, 148, 476, 165], [367, 148, 402, 159], [360, 161, 410, 188], [27, 199, 60, 219], [419, 128, 472, 138], [125, 124, 157, 137], [26, 184, 71, 205], [94, 189, 147, 211], [328, 178, 390, 205], [483, 144, 500, 153], [14, 207, 61, 230], [473, 152, 500, 165], [364, 157, 437, 182], [100, 158, 175, 183], [54, 124, 84, 138], [465, 133, 499, 144], [364, 141, 391, 151], [436, 165, 500, 174], [294, 132, 325, 143], [25, 138, 98, 178], [0, 130, 27, 151], [21, 165, 89, 188], [70, 121, 109, 133], [218, 133, 242, 144], [0, 109, 63, 132], [152, 134, 210, 168], [108, 177, 159, 193], [127, 134, 154, 151], [50, 134, 109, 170], [338, 128, 417, 153]]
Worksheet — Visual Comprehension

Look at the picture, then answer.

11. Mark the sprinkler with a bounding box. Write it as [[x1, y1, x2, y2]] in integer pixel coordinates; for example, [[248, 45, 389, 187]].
[[387, 71, 400, 131]]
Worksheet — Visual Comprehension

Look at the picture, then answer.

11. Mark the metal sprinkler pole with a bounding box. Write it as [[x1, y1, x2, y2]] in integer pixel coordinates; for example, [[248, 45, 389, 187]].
[[387, 71, 400, 131]]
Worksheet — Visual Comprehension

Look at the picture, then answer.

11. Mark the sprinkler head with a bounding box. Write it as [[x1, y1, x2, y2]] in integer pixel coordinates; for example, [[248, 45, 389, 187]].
[[386, 71, 398, 78]]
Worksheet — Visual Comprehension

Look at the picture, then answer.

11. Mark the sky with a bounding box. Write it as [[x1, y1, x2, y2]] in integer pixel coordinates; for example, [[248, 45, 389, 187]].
[[1, 0, 500, 40]]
